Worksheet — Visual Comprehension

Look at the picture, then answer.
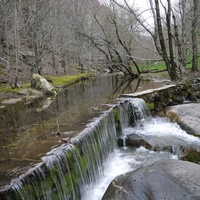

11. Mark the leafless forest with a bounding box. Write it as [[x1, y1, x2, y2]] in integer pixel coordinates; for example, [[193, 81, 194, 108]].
[[0, 0, 199, 87]]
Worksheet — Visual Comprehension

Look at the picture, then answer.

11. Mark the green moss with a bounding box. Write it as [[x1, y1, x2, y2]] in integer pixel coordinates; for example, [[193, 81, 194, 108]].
[[185, 150, 200, 163], [195, 134, 200, 138], [0, 80, 31, 94], [22, 82, 31, 88], [113, 107, 121, 134], [146, 102, 154, 111], [49, 72, 94, 87], [0, 85, 20, 93]]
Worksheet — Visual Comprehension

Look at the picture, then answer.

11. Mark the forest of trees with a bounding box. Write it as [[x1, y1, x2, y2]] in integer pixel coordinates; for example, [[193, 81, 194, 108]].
[[0, 0, 200, 87]]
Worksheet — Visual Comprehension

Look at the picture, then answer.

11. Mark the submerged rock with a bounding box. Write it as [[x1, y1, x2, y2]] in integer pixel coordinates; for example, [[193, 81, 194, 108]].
[[102, 159, 200, 200]]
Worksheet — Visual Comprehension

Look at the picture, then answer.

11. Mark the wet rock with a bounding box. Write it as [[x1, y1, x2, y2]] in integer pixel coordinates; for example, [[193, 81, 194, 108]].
[[125, 134, 152, 149], [124, 132, 191, 156], [193, 83, 200, 91], [102, 159, 200, 200], [117, 138, 124, 147], [166, 103, 200, 136], [153, 144, 173, 153], [187, 94, 198, 102]]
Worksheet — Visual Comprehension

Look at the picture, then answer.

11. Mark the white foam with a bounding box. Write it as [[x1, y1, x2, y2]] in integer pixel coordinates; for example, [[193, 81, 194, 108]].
[[124, 117, 200, 144]]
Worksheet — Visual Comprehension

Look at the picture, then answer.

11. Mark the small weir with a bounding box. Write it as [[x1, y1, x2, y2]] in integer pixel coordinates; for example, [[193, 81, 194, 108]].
[[1, 98, 199, 199]]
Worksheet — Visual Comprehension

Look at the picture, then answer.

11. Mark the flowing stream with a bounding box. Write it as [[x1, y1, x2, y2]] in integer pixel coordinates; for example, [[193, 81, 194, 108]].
[[1, 75, 200, 200], [1, 98, 199, 199]]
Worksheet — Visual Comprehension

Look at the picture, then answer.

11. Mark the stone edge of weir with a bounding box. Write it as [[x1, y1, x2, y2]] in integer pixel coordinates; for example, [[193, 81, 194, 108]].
[[120, 84, 176, 98]]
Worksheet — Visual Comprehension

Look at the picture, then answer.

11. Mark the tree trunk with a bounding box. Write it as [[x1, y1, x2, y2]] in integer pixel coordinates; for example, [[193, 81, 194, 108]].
[[52, 52, 58, 74], [14, 0, 19, 87], [191, 0, 198, 71], [172, 12, 186, 74], [180, 0, 187, 68], [155, 0, 178, 81]]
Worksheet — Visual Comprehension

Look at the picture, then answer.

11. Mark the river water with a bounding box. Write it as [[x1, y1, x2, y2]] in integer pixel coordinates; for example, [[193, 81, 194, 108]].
[[1, 74, 200, 200], [0, 74, 164, 190]]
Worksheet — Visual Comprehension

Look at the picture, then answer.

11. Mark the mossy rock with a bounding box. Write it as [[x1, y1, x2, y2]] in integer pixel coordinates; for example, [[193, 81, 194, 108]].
[[183, 150, 200, 163], [146, 102, 154, 111]]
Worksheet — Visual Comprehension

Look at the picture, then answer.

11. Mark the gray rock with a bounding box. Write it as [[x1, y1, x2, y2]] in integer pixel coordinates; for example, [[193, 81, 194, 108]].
[[32, 73, 57, 95], [124, 133, 194, 156], [193, 83, 200, 91], [102, 159, 200, 200], [166, 103, 200, 136], [125, 134, 152, 149]]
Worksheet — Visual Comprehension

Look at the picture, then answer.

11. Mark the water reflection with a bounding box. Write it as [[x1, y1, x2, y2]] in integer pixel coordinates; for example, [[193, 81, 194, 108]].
[[0, 74, 164, 188]]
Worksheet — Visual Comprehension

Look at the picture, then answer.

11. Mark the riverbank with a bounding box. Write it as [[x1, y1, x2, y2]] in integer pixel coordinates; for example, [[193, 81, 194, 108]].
[[0, 72, 94, 105], [1, 69, 199, 104]]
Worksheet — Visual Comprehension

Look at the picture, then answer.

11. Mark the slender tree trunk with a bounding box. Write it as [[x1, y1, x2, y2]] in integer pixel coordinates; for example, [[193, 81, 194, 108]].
[[181, 0, 187, 67], [172, 12, 186, 74], [14, 0, 19, 87], [52, 52, 58, 74], [166, 0, 178, 80], [191, 0, 198, 71]]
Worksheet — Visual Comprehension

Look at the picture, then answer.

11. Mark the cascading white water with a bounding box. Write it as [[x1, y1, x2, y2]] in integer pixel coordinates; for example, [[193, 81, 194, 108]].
[[124, 116, 200, 144]]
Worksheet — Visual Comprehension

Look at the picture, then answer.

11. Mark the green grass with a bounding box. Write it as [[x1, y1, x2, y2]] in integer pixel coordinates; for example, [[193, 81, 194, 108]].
[[0, 85, 20, 93], [142, 61, 167, 71], [0, 82, 31, 94], [186, 54, 200, 69], [135, 61, 169, 78], [137, 54, 200, 74], [49, 72, 94, 87]]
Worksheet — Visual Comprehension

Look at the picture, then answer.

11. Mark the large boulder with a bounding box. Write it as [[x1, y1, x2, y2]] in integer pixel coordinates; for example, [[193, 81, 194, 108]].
[[102, 159, 200, 200], [166, 103, 200, 136], [32, 73, 56, 95]]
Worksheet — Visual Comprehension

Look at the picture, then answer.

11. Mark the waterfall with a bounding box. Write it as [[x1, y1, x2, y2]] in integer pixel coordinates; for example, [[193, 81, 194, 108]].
[[117, 98, 151, 129], [0, 98, 150, 200]]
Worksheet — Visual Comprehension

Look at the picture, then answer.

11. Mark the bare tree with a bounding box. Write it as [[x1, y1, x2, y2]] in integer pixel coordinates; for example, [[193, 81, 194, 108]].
[[191, 0, 199, 71], [81, 1, 144, 76], [109, 0, 200, 80]]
